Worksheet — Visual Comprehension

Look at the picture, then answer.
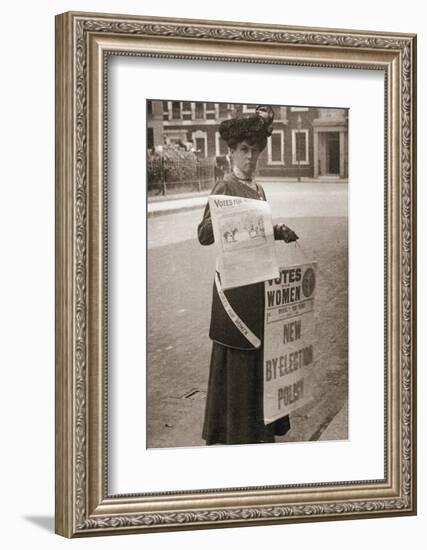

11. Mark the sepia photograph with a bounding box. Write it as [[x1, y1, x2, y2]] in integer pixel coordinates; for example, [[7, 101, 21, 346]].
[[147, 100, 349, 448]]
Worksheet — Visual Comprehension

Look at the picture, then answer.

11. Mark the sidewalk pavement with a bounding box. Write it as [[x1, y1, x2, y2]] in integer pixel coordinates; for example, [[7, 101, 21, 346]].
[[319, 402, 348, 441]]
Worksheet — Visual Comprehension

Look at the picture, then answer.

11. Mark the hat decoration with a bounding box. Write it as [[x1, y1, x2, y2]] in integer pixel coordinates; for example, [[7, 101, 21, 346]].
[[219, 105, 275, 148]]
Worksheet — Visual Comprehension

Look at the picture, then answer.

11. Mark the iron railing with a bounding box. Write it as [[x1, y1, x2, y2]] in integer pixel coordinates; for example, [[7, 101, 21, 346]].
[[147, 156, 215, 196]]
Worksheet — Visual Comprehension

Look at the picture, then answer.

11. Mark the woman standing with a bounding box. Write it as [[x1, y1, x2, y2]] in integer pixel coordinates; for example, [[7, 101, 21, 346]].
[[198, 105, 298, 445]]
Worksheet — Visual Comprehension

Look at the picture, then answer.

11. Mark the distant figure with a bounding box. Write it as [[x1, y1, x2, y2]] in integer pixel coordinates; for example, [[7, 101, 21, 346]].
[[215, 155, 231, 182]]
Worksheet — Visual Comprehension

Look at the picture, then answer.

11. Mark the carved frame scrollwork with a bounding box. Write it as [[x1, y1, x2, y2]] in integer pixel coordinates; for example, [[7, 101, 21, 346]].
[[55, 11, 416, 537]]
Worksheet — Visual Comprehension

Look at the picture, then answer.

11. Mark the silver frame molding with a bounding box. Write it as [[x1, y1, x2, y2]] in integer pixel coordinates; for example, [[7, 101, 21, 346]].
[[55, 11, 417, 538]]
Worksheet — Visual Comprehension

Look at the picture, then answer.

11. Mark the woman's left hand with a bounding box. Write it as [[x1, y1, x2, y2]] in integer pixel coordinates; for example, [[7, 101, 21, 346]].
[[275, 224, 299, 243]]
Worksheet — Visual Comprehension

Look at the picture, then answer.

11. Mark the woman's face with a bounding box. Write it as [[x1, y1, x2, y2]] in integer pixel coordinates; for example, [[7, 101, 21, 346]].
[[231, 140, 261, 177]]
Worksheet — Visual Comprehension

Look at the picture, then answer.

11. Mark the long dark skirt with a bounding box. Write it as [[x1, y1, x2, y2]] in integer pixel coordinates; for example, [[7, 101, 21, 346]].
[[202, 342, 290, 445]]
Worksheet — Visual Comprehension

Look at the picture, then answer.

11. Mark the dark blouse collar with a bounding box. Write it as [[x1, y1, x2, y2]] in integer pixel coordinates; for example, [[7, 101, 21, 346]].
[[225, 172, 263, 200]]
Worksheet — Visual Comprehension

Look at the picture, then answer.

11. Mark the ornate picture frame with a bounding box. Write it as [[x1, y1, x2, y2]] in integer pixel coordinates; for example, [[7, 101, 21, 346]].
[[55, 11, 416, 537]]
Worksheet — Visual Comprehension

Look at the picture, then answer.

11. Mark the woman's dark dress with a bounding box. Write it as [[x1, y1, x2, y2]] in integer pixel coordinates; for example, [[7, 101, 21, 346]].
[[198, 172, 290, 445]]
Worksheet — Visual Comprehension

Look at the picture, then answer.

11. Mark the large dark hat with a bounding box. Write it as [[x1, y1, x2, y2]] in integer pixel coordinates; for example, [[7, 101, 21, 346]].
[[219, 105, 274, 150]]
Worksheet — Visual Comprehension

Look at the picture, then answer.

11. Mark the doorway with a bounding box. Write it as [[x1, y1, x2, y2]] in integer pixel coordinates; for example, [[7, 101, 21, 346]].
[[326, 132, 340, 175], [318, 131, 341, 177]]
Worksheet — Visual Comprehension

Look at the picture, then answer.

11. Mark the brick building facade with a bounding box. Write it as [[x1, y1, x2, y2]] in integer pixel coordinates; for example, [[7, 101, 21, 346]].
[[147, 101, 348, 180]]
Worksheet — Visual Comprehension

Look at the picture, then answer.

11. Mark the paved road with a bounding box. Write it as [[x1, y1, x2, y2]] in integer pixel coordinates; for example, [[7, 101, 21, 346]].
[[148, 182, 347, 249], [147, 182, 348, 448]]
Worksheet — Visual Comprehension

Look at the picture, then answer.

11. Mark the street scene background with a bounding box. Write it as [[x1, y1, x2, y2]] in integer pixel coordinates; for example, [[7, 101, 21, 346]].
[[147, 180, 348, 448]]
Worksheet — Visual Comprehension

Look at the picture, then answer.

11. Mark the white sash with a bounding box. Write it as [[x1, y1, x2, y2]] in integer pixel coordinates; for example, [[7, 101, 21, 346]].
[[214, 271, 261, 349]]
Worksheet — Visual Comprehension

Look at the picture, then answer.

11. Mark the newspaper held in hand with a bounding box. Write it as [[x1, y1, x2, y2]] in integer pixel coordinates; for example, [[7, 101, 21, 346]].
[[208, 194, 279, 290]]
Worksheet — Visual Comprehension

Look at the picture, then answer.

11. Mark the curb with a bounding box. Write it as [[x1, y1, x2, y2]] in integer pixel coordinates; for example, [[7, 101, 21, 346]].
[[148, 202, 206, 217], [148, 190, 210, 204]]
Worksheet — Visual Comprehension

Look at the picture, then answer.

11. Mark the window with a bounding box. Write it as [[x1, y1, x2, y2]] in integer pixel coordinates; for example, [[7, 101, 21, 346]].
[[218, 103, 229, 119], [205, 102, 217, 120], [243, 104, 256, 113], [171, 101, 181, 120], [181, 101, 193, 121], [292, 129, 309, 165], [162, 101, 169, 121], [195, 102, 205, 119], [272, 106, 281, 120], [147, 127, 154, 150], [267, 130, 284, 165], [192, 130, 208, 158], [295, 134, 306, 160]]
